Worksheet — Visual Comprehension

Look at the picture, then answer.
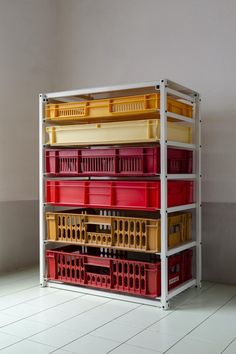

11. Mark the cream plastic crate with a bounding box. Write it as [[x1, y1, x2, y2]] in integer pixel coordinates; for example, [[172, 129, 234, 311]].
[[46, 211, 192, 252], [45, 93, 193, 124], [46, 119, 192, 146]]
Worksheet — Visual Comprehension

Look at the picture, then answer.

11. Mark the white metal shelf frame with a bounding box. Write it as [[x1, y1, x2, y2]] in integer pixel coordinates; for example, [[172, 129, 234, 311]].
[[39, 79, 201, 309]]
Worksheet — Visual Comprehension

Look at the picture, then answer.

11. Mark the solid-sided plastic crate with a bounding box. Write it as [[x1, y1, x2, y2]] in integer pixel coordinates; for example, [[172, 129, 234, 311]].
[[46, 210, 192, 252], [45, 147, 193, 177], [45, 93, 193, 123], [46, 180, 194, 210], [169, 249, 193, 290], [46, 119, 192, 146], [46, 246, 192, 298]]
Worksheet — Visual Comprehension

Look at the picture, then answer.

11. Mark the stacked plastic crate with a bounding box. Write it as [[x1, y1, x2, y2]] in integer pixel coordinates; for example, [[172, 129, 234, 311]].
[[43, 89, 196, 301]]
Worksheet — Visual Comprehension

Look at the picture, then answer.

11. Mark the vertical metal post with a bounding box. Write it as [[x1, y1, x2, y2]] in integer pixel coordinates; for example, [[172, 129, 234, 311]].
[[39, 94, 46, 286], [195, 95, 202, 287], [159, 80, 169, 309]]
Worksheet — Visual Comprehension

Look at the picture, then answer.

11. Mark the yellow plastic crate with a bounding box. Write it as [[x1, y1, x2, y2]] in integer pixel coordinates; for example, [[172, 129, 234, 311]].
[[46, 211, 192, 252], [45, 93, 193, 123], [46, 119, 192, 146]]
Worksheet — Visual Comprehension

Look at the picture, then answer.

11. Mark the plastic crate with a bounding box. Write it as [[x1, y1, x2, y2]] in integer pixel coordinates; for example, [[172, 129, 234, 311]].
[[181, 249, 193, 282], [46, 210, 192, 252], [46, 180, 194, 210], [45, 93, 193, 123], [46, 246, 161, 298], [46, 247, 192, 298], [168, 249, 193, 290], [45, 147, 193, 177], [46, 119, 192, 146]]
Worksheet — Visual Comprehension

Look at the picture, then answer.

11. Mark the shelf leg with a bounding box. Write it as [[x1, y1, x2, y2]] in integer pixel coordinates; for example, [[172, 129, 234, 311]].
[[159, 80, 169, 309], [195, 94, 202, 288], [39, 94, 47, 287]]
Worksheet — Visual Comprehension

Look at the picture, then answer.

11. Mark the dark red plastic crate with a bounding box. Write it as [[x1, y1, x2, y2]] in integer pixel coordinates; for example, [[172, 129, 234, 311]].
[[46, 246, 161, 298], [46, 247, 192, 298], [45, 147, 193, 177], [181, 249, 193, 283], [46, 180, 194, 210], [168, 250, 193, 290]]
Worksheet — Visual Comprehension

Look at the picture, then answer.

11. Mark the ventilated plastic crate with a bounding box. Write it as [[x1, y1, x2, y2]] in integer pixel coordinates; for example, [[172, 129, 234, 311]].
[[45, 147, 193, 177], [45, 93, 193, 123], [46, 246, 160, 298], [46, 180, 194, 210], [46, 119, 192, 146], [46, 247, 192, 298], [46, 210, 192, 252]]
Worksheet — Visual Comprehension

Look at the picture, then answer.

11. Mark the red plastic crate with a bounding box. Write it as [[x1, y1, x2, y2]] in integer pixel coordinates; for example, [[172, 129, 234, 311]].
[[168, 250, 193, 290], [46, 180, 194, 211], [181, 249, 193, 282], [46, 247, 192, 298], [46, 246, 161, 298], [168, 253, 183, 290], [45, 147, 193, 177]]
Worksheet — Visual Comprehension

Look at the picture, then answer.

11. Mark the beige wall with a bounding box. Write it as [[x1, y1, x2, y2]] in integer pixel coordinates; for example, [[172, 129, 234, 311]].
[[55, 0, 236, 203], [0, 0, 58, 201], [0, 0, 58, 271]]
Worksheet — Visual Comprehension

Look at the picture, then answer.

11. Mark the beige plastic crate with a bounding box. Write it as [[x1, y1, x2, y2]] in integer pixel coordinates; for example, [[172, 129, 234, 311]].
[[45, 93, 193, 124], [46, 119, 192, 146], [46, 211, 192, 252]]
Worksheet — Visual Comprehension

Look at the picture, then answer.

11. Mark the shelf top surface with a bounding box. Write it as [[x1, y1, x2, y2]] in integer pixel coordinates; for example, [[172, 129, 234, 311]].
[[42, 79, 199, 101]]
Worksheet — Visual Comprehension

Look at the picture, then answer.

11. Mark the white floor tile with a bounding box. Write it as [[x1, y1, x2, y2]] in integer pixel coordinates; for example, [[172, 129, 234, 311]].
[[2, 303, 41, 319], [56, 313, 106, 336], [110, 343, 161, 354], [148, 309, 207, 335], [55, 296, 105, 315], [27, 292, 81, 311], [114, 305, 169, 329], [0, 319, 52, 339], [0, 313, 18, 328], [166, 336, 222, 354], [30, 326, 81, 348], [187, 316, 236, 351], [63, 334, 120, 354], [74, 294, 111, 304], [127, 329, 183, 352], [223, 339, 236, 353], [0, 339, 55, 354], [0, 332, 21, 350], [28, 307, 75, 325], [91, 322, 141, 342], [80, 300, 138, 323]]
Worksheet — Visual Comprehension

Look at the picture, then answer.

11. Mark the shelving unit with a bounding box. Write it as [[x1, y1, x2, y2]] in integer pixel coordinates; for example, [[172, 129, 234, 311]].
[[39, 79, 201, 309]]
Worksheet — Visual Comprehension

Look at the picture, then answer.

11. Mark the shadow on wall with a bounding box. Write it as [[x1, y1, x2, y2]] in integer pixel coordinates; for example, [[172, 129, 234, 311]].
[[202, 202, 236, 285], [0, 201, 39, 274]]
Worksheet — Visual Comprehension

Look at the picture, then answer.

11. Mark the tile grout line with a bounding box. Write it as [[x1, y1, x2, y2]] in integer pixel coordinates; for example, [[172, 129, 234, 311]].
[[0, 293, 86, 325], [0, 293, 112, 331], [0, 297, 114, 352], [0, 283, 40, 299], [0, 287, 62, 312], [105, 282, 220, 354], [162, 294, 236, 353], [221, 336, 236, 353], [0, 279, 229, 353], [46, 304, 145, 354], [51, 282, 218, 354]]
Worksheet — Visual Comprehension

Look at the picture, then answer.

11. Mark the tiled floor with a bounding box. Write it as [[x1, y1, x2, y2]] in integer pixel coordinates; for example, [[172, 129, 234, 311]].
[[0, 268, 236, 353]]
